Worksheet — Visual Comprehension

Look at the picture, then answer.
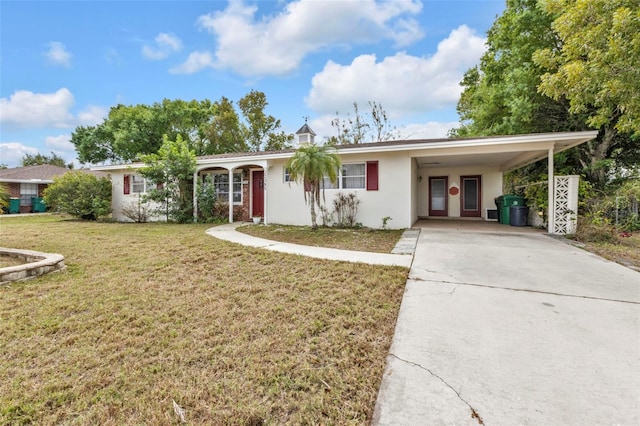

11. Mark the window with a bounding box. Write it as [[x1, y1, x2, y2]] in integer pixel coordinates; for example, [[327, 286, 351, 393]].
[[131, 175, 146, 194], [124, 174, 155, 194], [20, 183, 38, 206], [203, 172, 242, 203], [322, 163, 367, 190], [284, 167, 291, 183]]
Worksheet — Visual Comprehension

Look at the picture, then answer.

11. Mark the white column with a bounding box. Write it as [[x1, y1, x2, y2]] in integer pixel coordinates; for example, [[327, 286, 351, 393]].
[[193, 171, 198, 222], [547, 148, 554, 234], [228, 169, 234, 223], [263, 167, 268, 225]]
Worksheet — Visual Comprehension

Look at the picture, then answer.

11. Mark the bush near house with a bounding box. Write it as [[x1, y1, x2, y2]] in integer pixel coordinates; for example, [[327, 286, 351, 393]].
[[43, 171, 112, 220]]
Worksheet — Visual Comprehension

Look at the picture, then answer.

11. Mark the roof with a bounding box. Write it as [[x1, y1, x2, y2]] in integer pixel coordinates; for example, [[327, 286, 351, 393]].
[[91, 131, 599, 172], [0, 165, 70, 183], [295, 123, 316, 135], [0, 165, 108, 183]]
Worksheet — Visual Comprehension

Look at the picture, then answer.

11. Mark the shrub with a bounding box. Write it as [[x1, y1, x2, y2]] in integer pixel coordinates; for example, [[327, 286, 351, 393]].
[[196, 182, 218, 223], [332, 192, 360, 228], [121, 195, 150, 223], [0, 183, 9, 214], [43, 171, 112, 220], [575, 217, 620, 244]]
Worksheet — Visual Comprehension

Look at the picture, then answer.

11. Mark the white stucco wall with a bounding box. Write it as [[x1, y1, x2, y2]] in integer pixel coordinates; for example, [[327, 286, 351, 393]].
[[109, 171, 165, 222], [266, 152, 414, 229], [416, 166, 503, 219]]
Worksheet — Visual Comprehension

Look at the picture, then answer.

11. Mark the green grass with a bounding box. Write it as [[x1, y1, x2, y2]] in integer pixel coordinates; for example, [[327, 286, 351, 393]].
[[237, 225, 404, 253], [0, 215, 408, 425], [581, 233, 640, 270]]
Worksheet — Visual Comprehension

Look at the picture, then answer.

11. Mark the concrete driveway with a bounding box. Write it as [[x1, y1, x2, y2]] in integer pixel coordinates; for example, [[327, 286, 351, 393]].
[[373, 221, 640, 426]]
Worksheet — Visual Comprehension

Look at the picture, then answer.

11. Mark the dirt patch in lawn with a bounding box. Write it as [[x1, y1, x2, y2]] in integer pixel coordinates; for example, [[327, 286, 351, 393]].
[[238, 224, 404, 253], [0, 216, 408, 424], [0, 255, 26, 268]]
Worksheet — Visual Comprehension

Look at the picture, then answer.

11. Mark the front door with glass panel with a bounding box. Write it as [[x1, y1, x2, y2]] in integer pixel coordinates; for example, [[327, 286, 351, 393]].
[[460, 175, 481, 217], [429, 176, 448, 216]]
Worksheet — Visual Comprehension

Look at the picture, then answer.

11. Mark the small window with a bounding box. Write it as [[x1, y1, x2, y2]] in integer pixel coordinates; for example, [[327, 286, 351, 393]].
[[284, 167, 291, 183], [342, 163, 365, 189], [131, 175, 146, 194], [20, 183, 38, 206]]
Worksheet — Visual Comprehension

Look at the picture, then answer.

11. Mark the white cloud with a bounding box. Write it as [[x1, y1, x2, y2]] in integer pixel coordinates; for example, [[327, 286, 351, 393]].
[[0, 142, 39, 167], [169, 51, 215, 74], [0, 88, 108, 129], [0, 88, 75, 128], [45, 134, 74, 151], [305, 25, 486, 116], [397, 121, 459, 139], [142, 32, 182, 60], [77, 105, 108, 126], [45, 41, 72, 67], [192, 0, 423, 76]]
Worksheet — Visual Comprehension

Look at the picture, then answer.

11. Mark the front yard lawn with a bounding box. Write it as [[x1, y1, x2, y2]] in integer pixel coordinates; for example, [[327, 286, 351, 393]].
[[238, 224, 404, 253], [0, 216, 408, 424]]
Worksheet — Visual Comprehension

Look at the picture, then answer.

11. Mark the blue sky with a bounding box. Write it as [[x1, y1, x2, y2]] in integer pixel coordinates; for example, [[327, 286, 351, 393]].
[[0, 0, 505, 167]]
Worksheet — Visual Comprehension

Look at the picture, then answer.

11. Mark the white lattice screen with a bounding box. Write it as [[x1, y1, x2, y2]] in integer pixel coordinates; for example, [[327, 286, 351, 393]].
[[553, 175, 579, 234]]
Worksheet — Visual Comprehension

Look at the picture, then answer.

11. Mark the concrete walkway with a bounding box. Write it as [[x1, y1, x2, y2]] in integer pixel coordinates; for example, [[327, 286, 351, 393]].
[[206, 223, 415, 268], [373, 223, 640, 426]]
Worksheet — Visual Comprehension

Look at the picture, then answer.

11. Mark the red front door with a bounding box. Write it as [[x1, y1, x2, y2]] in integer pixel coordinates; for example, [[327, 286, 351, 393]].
[[460, 175, 482, 217], [252, 170, 264, 217], [429, 176, 448, 216]]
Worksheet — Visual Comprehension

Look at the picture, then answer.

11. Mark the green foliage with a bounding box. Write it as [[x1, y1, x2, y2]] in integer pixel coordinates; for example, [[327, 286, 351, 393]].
[[204, 96, 249, 154], [21, 151, 72, 169], [195, 181, 220, 223], [381, 216, 393, 230], [329, 101, 398, 144], [43, 171, 112, 220], [237, 90, 293, 151], [286, 144, 341, 230], [0, 183, 9, 214], [139, 135, 196, 223]]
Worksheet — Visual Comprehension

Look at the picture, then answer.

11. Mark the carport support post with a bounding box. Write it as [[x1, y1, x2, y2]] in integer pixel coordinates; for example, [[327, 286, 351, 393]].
[[228, 169, 234, 223], [193, 171, 198, 222], [548, 148, 555, 234]]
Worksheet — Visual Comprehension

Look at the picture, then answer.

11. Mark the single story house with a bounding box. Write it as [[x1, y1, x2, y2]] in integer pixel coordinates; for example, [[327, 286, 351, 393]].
[[93, 127, 598, 231], [0, 165, 108, 213]]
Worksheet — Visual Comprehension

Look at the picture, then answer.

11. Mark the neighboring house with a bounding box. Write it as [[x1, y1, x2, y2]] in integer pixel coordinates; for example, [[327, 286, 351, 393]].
[[0, 165, 108, 213], [92, 126, 598, 231]]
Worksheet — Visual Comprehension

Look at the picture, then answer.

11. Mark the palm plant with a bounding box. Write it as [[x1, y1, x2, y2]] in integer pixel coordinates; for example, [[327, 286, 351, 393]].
[[286, 143, 341, 230]]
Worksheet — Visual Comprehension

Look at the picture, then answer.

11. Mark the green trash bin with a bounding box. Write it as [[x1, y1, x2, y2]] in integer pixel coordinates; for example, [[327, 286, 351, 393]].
[[9, 198, 20, 214], [494, 194, 525, 225], [31, 197, 47, 213]]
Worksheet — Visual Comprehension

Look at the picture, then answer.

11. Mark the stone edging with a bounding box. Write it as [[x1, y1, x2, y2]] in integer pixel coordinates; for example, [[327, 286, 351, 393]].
[[0, 247, 66, 285]]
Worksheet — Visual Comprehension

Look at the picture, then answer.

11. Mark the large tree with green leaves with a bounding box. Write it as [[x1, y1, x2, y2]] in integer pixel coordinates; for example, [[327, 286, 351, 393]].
[[139, 134, 197, 223], [285, 144, 341, 230], [21, 152, 73, 169], [237, 90, 292, 151], [534, 0, 640, 183]]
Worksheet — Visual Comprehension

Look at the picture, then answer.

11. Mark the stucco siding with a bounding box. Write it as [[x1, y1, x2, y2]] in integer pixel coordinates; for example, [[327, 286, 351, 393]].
[[417, 166, 502, 218], [266, 152, 413, 229], [109, 171, 165, 222]]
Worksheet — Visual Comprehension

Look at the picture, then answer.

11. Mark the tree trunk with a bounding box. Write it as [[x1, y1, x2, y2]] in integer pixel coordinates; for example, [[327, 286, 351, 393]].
[[582, 125, 615, 189], [309, 190, 318, 230]]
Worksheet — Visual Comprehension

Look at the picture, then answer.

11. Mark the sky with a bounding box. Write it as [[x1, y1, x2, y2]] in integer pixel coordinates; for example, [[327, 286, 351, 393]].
[[0, 0, 505, 167]]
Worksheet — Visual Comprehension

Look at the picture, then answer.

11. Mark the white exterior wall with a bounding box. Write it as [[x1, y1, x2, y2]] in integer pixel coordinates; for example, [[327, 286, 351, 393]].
[[266, 152, 414, 229], [416, 166, 503, 219], [109, 171, 165, 222]]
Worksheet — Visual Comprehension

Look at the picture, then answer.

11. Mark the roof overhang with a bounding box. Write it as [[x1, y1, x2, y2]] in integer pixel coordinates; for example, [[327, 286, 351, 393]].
[[0, 178, 54, 184]]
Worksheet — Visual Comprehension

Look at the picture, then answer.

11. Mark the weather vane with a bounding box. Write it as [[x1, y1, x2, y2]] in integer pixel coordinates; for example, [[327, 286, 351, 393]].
[[303, 115, 309, 123]]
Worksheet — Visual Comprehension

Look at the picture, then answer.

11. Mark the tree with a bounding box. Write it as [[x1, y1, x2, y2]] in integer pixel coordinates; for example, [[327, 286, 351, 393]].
[[139, 134, 196, 223], [43, 171, 112, 220], [329, 101, 397, 144], [204, 97, 248, 153], [21, 152, 73, 169], [0, 183, 9, 214], [534, 0, 640, 185], [237, 90, 293, 151], [285, 144, 341, 230]]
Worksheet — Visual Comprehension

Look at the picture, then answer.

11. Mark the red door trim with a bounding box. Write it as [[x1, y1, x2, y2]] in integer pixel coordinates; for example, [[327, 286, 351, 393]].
[[428, 176, 448, 217], [460, 175, 482, 217]]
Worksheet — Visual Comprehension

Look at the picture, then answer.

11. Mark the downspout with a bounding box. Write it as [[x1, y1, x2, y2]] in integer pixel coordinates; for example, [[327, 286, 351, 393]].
[[548, 147, 554, 234]]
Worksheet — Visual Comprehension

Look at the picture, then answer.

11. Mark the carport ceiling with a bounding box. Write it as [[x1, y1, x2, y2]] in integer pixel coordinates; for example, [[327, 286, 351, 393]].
[[415, 150, 548, 171]]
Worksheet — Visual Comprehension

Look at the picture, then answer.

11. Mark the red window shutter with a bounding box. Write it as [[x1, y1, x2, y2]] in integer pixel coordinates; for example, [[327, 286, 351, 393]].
[[156, 182, 163, 190], [304, 180, 312, 192], [366, 161, 378, 191], [123, 175, 130, 195]]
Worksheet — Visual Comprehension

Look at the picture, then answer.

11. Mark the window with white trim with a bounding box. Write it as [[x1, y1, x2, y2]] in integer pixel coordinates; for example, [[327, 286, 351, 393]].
[[20, 183, 38, 206], [203, 172, 242, 203], [284, 167, 291, 183], [322, 163, 366, 190], [131, 175, 146, 194]]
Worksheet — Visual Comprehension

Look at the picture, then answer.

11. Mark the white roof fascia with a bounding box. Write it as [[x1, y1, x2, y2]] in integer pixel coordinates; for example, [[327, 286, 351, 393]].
[[0, 178, 54, 184]]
